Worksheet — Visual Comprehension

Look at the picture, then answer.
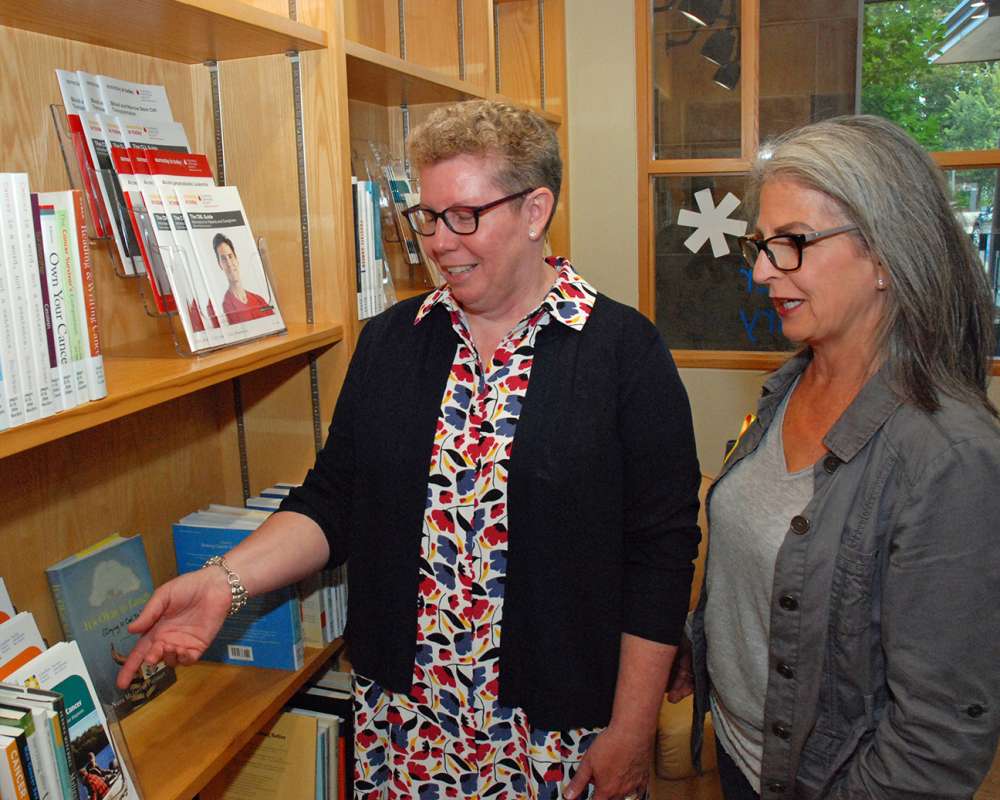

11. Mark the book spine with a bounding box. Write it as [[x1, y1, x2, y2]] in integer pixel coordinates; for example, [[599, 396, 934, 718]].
[[355, 181, 371, 320], [49, 700, 79, 800], [45, 574, 74, 647], [27, 192, 65, 413], [70, 191, 107, 399], [44, 716, 72, 800], [0, 179, 25, 428], [0, 175, 42, 423], [35, 201, 78, 409], [368, 181, 386, 315], [0, 736, 29, 800], [8, 730, 39, 800], [351, 178, 362, 320], [52, 202, 89, 402], [10, 175, 54, 419]]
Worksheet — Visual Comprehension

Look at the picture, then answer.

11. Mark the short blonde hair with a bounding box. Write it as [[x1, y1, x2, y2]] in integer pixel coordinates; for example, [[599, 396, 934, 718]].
[[408, 99, 561, 229]]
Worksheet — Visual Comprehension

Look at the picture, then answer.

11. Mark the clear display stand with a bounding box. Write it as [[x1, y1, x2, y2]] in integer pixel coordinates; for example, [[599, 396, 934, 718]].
[[51, 104, 287, 358]]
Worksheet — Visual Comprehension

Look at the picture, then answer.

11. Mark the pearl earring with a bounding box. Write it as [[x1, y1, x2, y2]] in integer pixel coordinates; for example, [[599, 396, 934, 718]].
[[877, 277, 887, 290], [529, 230, 536, 239]]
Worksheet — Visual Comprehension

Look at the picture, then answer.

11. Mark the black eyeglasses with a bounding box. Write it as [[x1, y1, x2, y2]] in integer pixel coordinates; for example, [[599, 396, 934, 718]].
[[403, 187, 536, 236], [738, 224, 859, 272]]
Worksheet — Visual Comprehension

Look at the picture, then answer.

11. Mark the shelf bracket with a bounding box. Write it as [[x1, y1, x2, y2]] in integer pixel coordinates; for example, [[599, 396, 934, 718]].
[[204, 60, 227, 185], [232, 377, 251, 502], [457, 0, 466, 81]]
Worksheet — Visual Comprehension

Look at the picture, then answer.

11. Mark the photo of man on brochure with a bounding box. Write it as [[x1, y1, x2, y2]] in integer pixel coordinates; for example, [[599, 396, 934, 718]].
[[212, 233, 274, 324]]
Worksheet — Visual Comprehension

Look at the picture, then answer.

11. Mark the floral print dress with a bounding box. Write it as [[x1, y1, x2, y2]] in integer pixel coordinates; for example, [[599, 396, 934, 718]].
[[353, 258, 602, 800]]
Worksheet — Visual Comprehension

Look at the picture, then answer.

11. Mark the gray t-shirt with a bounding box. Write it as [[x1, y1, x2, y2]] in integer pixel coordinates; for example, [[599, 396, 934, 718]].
[[705, 385, 814, 791]]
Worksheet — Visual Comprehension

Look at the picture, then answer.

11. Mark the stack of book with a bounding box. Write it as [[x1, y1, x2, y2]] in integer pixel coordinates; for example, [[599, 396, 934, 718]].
[[172, 487, 347, 671], [0, 555, 150, 799], [55, 69, 286, 354], [352, 176, 390, 320], [201, 663, 353, 800], [0, 174, 106, 432]]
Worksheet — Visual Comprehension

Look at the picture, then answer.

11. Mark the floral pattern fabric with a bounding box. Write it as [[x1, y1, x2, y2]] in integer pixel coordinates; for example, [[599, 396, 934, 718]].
[[354, 258, 600, 799]]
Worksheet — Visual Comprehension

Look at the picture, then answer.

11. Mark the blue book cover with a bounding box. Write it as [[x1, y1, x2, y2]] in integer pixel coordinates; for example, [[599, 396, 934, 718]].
[[172, 514, 304, 671], [45, 534, 176, 720]]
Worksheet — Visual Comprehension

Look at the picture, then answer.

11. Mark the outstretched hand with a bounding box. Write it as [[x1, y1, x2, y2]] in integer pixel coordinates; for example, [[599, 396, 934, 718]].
[[116, 568, 232, 689]]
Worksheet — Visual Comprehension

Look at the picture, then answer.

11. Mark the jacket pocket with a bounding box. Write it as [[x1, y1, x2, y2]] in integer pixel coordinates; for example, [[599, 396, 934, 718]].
[[831, 545, 878, 636]]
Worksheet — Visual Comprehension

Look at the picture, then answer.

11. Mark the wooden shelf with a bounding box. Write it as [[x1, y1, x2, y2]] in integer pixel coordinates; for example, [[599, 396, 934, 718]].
[[122, 642, 341, 800], [0, 0, 326, 63], [345, 39, 485, 106], [0, 322, 343, 459], [491, 93, 562, 126], [670, 349, 793, 371]]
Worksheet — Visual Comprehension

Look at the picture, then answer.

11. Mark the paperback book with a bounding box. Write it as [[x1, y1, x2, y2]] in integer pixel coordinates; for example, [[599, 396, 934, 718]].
[[46, 534, 175, 720]]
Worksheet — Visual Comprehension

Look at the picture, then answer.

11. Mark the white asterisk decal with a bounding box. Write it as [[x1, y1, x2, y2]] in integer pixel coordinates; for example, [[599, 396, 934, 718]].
[[676, 189, 748, 258]]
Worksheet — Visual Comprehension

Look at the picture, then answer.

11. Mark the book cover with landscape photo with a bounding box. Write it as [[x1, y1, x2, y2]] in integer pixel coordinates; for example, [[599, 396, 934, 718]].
[[46, 534, 175, 720]]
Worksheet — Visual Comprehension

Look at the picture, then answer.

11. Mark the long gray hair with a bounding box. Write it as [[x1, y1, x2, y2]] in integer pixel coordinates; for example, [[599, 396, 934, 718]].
[[747, 114, 996, 417]]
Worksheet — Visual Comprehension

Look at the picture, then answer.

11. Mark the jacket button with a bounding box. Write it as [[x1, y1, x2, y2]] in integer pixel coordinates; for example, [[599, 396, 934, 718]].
[[766, 782, 785, 793], [967, 704, 985, 718], [771, 722, 791, 739], [790, 515, 810, 535], [777, 662, 795, 679], [823, 454, 841, 473], [779, 594, 799, 611]]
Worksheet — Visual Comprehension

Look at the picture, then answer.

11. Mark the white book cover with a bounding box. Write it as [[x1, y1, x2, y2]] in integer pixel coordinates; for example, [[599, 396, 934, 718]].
[[352, 178, 369, 320], [35, 192, 93, 404], [0, 579, 13, 624], [152, 179, 229, 349], [34, 199, 80, 409], [0, 613, 46, 683], [78, 113, 140, 275], [54, 69, 88, 115], [6, 641, 141, 799], [245, 495, 281, 511], [117, 118, 190, 154], [0, 176, 42, 423], [95, 74, 174, 121], [75, 70, 107, 113], [138, 188, 213, 353], [10, 175, 60, 414], [175, 185, 285, 342]]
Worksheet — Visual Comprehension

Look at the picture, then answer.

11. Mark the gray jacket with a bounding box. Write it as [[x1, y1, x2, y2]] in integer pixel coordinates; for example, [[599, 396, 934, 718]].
[[691, 350, 1000, 799]]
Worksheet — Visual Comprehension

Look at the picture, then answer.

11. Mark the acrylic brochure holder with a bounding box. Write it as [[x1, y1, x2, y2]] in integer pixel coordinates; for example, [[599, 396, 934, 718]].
[[52, 104, 286, 358]]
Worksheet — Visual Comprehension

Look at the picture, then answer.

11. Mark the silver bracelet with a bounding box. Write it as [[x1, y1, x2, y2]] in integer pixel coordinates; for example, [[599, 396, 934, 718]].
[[202, 555, 249, 617]]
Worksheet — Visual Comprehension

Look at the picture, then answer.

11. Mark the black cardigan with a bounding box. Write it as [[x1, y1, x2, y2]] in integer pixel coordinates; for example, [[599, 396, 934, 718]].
[[281, 292, 701, 729]]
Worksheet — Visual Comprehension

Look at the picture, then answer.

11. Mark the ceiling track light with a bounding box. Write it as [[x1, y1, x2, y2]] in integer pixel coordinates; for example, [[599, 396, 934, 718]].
[[713, 61, 741, 91], [701, 28, 735, 65]]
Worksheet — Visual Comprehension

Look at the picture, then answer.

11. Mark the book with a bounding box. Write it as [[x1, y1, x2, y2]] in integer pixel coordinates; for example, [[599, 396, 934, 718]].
[[93, 74, 174, 121], [0, 177, 27, 428], [0, 578, 14, 624], [34, 194, 90, 404], [286, 707, 340, 800], [174, 185, 285, 338], [32, 195, 79, 410], [173, 512, 303, 670], [0, 175, 48, 423], [0, 614, 46, 682], [0, 730, 30, 800], [244, 495, 280, 511], [0, 723, 37, 800], [290, 686, 353, 799], [48, 190, 106, 401], [200, 711, 317, 800], [0, 683, 79, 800], [46, 533, 176, 720], [5, 641, 141, 799], [9, 174, 64, 414], [0, 703, 56, 800], [110, 147, 175, 313]]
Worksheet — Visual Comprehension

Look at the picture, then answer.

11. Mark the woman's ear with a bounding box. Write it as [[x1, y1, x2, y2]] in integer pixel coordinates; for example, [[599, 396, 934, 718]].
[[525, 187, 555, 235]]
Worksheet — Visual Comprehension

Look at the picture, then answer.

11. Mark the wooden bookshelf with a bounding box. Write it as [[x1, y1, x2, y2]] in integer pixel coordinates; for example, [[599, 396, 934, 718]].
[[0, 0, 326, 63], [0, 323, 344, 460], [122, 642, 341, 800], [345, 39, 484, 107]]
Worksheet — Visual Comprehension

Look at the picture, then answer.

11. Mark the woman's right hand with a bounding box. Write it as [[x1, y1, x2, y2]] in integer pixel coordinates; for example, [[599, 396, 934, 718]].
[[115, 567, 232, 689], [666, 634, 694, 703]]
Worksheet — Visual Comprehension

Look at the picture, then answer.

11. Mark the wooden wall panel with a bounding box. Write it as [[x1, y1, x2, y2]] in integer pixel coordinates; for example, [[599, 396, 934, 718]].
[[463, 0, 492, 96], [0, 388, 232, 647], [342, 0, 399, 55], [404, 0, 461, 79], [495, 0, 541, 107]]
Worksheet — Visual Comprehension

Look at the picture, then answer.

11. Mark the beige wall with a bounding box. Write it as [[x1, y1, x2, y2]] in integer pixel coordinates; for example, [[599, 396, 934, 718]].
[[565, 1, 639, 306]]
